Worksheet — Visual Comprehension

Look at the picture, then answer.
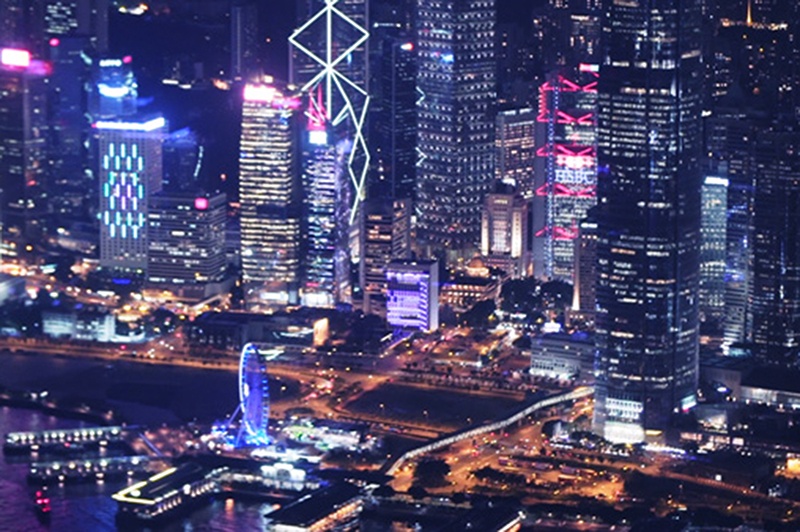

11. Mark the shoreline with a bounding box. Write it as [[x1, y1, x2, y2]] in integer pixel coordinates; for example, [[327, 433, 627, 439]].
[[0, 393, 115, 427]]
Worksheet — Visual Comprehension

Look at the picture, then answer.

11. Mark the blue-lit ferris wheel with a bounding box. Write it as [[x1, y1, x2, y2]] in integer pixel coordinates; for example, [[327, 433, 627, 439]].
[[236, 343, 270, 446]]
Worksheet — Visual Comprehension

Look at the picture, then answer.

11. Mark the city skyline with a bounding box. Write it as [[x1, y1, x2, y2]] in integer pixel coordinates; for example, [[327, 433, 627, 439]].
[[0, 0, 799, 529]]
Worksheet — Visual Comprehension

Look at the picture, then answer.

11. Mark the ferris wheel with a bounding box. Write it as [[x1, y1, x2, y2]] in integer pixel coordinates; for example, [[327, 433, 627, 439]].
[[237, 343, 270, 445]]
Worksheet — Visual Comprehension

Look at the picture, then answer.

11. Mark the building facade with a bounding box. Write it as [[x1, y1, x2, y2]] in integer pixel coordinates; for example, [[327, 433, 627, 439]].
[[361, 198, 411, 315], [749, 122, 800, 367], [0, 47, 48, 241], [480, 185, 529, 278], [496, 107, 536, 199], [386, 259, 439, 332], [372, 35, 417, 202], [147, 191, 227, 297], [415, 0, 496, 258], [239, 83, 302, 307], [572, 211, 597, 315], [96, 115, 165, 273], [593, 0, 703, 443]]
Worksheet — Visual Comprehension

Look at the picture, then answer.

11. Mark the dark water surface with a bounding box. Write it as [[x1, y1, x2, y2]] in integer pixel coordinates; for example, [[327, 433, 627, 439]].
[[0, 352, 275, 530]]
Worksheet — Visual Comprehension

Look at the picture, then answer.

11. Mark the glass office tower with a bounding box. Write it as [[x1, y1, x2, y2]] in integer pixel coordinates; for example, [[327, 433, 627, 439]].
[[593, 0, 703, 443], [415, 0, 496, 258]]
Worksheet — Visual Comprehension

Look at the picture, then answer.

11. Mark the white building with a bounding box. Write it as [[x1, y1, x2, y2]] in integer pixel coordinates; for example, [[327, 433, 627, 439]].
[[239, 82, 301, 307], [529, 332, 595, 381]]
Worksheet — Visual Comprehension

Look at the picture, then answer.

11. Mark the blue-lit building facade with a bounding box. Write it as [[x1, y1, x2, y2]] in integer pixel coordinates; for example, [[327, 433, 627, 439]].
[[415, 0, 496, 258], [96, 115, 165, 273], [593, 0, 702, 443], [386, 259, 439, 332]]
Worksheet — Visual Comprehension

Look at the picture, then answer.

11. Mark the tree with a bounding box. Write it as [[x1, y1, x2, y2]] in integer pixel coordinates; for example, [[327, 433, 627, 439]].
[[461, 300, 496, 329], [408, 485, 428, 499], [541, 280, 573, 309], [53, 254, 77, 283], [372, 484, 396, 498], [413, 458, 451, 487], [499, 277, 541, 314]]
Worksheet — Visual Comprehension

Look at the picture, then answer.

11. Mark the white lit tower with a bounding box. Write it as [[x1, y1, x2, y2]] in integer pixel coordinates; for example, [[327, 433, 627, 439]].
[[289, 0, 369, 252], [416, 0, 496, 259], [238, 82, 302, 307]]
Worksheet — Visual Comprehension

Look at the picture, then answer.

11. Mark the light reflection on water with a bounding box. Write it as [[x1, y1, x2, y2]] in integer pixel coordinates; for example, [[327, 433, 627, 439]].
[[0, 406, 271, 531], [0, 348, 271, 532]]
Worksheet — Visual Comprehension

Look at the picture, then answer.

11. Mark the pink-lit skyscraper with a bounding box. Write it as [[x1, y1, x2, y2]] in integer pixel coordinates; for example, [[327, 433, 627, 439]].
[[532, 65, 598, 281]]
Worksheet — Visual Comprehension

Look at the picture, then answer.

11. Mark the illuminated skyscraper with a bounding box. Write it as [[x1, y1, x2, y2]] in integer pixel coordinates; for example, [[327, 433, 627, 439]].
[[532, 65, 598, 281], [289, 0, 369, 232], [0, 48, 48, 241], [699, 176, 728, 326], [496, 107, 536, 199], [96, 115, 165, 272], [300, 91, 351, 307], [147, 191, 227, 298], [416, 0, 496, 258], [238, 83, 301, 307], [593, 0, 702, 443]]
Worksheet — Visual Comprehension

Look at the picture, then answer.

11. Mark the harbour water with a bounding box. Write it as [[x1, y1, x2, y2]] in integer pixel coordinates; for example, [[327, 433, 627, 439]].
[[0, 351, 275, 530]]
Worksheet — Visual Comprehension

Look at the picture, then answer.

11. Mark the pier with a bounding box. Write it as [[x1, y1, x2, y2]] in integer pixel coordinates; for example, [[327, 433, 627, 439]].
[[4, 426, 130, 454], [29, 455, 167, 483]]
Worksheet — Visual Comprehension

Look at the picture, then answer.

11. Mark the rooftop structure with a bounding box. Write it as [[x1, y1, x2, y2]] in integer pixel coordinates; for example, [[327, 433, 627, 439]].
[[264, 481, 362, 532], [113, 463, 218, 522]]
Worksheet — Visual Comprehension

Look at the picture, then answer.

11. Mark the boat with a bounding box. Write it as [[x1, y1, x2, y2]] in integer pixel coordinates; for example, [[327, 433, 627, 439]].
[[34, 487, 52, 518]]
